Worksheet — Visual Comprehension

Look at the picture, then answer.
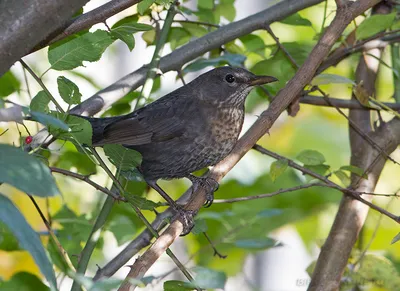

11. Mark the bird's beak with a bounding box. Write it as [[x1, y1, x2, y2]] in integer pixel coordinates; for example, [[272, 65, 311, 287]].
[[248, 75, 278, 86]]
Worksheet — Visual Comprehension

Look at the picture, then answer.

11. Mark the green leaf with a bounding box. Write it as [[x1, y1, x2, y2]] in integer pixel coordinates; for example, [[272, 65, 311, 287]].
[[0, 272, 50, 291], [0, 71, 20, 98], [50, 113, 93, 145], [184, 54, 246, 73], [138, 0, 155, 15], [304, 164, 330, 176], [55, 150, 96, 175], [311, 74, 355, 85], [57, 76, 82, 105], [334, 170, 350, 187], [0, 195, 57, 289], [30, 111, 69, 131], [340, 165, 368, 179], [191, 218, 208, 235], [297, 150, 326, 165], [30, 91, 50, 113], [111, 18, 153, 51], [103, 92, 140, 116], [0, 221, 20, 251], [391, 232, 400, 244], [234, 237, 278, 249], [280, 13, 312, 26], [192, 266, 226, 289], [216, 2, 236, 22], [355, 254, 400, 290], [48, 30, 115, 71], [180, 23, 208, 38], [164, 280, 194, 291], [356, 13, 396, 40], [0, 144, 59, 197], [270, 159, 288, 182], [108, 215, 137, 246], [168, 27, 192, 50], [103, 144, 142, 170], [198, 0, 214, 10], [240, 34, 266, 54]]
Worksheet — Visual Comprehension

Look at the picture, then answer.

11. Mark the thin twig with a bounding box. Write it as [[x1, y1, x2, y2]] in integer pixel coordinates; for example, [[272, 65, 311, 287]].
[[28, 195, 77, 273], [49, 167, 126, 201], [174, 19, 220, 28], [213, 183, 324, 203], [19, 60, 65, 113]]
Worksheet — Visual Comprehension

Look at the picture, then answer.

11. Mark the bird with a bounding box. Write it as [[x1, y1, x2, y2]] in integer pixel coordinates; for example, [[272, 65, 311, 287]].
[[83, 66, 277, 234]]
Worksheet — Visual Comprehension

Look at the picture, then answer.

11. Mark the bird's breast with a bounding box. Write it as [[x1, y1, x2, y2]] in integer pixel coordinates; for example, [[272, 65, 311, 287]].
[[207, 106, 244, 157]]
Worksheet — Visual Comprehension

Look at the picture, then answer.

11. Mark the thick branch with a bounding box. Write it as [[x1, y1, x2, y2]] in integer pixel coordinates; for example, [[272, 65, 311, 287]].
[[309, 2, 395, 290], [32, 0, 142, 52], [120, 1, 381, 289], [0, 0, 89, 76]]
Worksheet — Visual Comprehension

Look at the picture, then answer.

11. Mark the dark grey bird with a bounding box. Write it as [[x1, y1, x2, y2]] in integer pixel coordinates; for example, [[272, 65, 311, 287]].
[[84, 66, 277, 234]]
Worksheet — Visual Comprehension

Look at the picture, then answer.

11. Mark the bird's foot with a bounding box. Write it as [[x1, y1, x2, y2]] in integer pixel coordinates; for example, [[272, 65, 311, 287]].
[[172, 207, 196, 236], [188, 175, 219, 208]]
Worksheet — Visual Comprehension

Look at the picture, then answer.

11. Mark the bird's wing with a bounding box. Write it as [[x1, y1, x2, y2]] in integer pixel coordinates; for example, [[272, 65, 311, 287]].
[[98, 98, 187, 146]]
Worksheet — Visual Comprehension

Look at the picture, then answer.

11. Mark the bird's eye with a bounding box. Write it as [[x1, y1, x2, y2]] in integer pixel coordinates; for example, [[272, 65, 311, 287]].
[[225, 74, 235, 83]]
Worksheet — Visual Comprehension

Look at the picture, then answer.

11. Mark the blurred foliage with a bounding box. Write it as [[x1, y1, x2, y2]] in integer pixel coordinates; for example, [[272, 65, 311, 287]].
[[1, 0, 400, 290]]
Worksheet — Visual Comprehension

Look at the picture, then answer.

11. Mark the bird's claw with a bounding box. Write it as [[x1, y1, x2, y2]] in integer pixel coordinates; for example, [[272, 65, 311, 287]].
[[173, 207, 195, 236], [189, 176, 219, 208]]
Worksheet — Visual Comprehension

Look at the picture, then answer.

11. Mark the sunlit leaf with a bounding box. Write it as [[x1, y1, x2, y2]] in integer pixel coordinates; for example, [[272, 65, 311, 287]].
[[297, 150, 326, 165], [50, 113, 93, 145], [57, 76, 82, 105], [0, 195, 57, 289], [0, 144, 59, 197], [0, 71, 20, 98], [111, 18, 153, 51], [356, 13, 396, 40], [138, 0, 155, 15], [48, 30, 114, 71], [30, 91, 50, 113], [340, 165, 368, 179], [334, 170, 350, 186], [270, 159, 288, 182]]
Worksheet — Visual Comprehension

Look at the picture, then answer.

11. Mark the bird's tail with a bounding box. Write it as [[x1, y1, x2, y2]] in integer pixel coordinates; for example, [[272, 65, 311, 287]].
[[73, 115, 121, 146]]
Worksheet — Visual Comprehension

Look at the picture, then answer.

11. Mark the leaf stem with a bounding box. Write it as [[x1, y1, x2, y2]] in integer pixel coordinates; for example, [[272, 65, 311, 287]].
[[19, 59, 65, 113], [135, 2, 178, 109]]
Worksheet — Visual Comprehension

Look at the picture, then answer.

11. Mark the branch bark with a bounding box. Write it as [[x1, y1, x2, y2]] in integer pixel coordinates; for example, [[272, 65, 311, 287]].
[[0, 0, 89, 76], [309, 2, 398, 290], [118, 1, 382, 289]]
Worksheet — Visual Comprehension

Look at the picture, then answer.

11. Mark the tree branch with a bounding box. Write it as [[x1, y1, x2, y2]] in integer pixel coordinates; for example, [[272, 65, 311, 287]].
[[300, 95, 400, 110], [119, 1, 381, 289], [0, 0, 89, 76]]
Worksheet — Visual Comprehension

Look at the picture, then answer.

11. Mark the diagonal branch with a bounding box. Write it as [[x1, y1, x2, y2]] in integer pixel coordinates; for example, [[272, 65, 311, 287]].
[[118, 1, 382, 289]]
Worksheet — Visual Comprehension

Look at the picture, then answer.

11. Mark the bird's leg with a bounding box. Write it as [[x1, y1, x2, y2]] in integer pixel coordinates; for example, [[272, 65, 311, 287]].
[[145, 179, 195, 236], [187, 174, 219, 208]]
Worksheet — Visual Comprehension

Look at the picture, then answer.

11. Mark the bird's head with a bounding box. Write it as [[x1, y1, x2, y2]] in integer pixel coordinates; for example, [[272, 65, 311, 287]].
[[190, 66, 277, 107]]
